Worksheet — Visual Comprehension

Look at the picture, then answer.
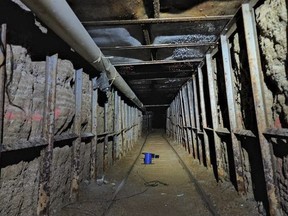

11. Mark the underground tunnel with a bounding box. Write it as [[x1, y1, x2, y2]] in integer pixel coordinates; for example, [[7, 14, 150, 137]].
[[0, 0, 287, 215]]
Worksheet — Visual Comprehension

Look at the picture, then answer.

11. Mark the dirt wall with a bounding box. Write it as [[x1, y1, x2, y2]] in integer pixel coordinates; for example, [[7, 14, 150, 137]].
[[0, 158, 40, 216], [255, 0, 287, 128], [256, 0, 288, 214]]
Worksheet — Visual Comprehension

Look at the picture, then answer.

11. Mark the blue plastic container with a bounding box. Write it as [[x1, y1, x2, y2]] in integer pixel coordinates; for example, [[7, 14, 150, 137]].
[[143, 153, 152, 164]]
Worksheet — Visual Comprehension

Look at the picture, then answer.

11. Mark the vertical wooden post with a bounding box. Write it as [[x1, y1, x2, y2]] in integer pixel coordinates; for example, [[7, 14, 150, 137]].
[[186, 80, 197, 158], [103, 101, 108, 171], [70, 68, 83, 201], [90, 78, 98, 179], [153, 0, 160, 18], [206, 53, 224, 180], [128, 106, 131, 149], [181, 85, 193, 154], [120, 100, 125, 154], [166, 107, 170, 136], [172, 101, 177, 141], [177, 96, 183, 145], [176, 95, 181, 144], [221, 34, 246, 194], [132, 108, 136, 144], [179, 89, 189, 150], [122, 101, 127, 153], [37, 54, 58, 215], [242, 3, 280, 215], [192, 77, 204, 164], [0, 24, 7, 166], [198, 66, 211, 167], [113, 91, 119, 161]]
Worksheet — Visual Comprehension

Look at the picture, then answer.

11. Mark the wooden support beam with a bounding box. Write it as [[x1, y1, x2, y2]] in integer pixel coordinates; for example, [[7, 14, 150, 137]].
[[90, 78, 98, 179], [113, 91, 119, 161], [176, 95, 182, 145], [82, 16, 234, 26], [234, 129, 256, 138], [99, 42, 215, 51], [37, 54, 58, 215], [180, 88, 190, 152], [192, 76, 204, 164], [242, 3, 281, 215], [0, 24, 7, 167], [206, 53, 224, 181], [182, 85, 194, 155], [221, 34, 246, 194], [103, 101, 109, 171], [186, 80, 198, 159], [166, 107, 170, 137], [71, 68, 83, 201], [113, 59, 203, 67], [153, 0, 160, 18], [128, 106, 132, 150]]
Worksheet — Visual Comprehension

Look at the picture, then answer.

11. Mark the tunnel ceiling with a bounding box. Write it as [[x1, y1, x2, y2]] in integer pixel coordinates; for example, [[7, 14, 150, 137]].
[[67, 0, 243, 107]]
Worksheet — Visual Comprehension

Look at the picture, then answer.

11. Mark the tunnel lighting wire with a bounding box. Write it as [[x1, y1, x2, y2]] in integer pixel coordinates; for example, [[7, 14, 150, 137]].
[[101, 133, 150, 216], [163, 134, 221, 216]]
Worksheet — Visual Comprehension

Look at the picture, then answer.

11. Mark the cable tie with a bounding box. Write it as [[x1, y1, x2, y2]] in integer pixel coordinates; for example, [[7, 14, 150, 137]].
[[92, 55, 101, 64]]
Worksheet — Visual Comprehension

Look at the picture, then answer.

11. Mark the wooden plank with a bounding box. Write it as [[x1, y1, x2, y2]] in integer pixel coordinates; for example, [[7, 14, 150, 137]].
[[0, 24, 7, 166], [113, 59, 203, 67], [234, 129, 256, 138], [192, 76, 204, 164], [242, 3, 281, 215], [180, 88, 190, 152], [99, 42, 215, 51], [206, 53, 224, 181], [198, 66, 211, 167], [70, 68, 83, 201], [104, 101, 109, 171], [186, 80, 198, 159], [221, 34, 246, 194], [90, 78, 98, 179], [37, 54, 58, 215], [264, 128, 288, 139], [113, 90, 119, 161], [82, 16, 234, 26]]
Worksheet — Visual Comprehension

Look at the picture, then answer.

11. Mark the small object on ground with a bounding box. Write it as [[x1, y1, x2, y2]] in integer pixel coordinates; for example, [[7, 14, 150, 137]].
[[142, 152, 160, 164], [97, 175, 105, 185], [144, 180, 168, 187], [83, 180, 90, 185], [177, 193, 184, 197]]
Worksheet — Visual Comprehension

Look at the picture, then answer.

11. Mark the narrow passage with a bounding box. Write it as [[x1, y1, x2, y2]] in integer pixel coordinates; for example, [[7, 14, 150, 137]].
[[58, 131, 258, 216]]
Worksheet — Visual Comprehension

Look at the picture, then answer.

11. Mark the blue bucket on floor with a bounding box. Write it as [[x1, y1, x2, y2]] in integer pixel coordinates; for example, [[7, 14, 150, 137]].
[[143, 153, 152, 164]]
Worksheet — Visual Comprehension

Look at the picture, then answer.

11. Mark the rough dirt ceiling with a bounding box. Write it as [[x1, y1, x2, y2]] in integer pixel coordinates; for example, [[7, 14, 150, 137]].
[[67, 0, 244, 107]]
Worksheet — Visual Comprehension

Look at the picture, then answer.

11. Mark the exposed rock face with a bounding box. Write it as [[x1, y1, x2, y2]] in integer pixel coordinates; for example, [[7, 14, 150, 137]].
[[68, 0, 147, 20], [55, 60, 75, 135], [79, 142, 92, 182], [0, 158, 40, 216], [255, 0, 287, 127], [50, 146, 73, 212], [4, 45, 45, 145], [255, 0, 288, 214], [3, 45, 76, 147], [81, 73, 92, 133]]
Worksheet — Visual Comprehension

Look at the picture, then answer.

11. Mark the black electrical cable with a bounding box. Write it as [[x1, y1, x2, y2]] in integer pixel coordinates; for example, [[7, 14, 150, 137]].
[[163, 134, 221, 216]]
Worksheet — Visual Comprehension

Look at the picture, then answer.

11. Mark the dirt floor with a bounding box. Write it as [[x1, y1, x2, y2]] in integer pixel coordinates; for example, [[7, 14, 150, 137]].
[[56, 130, 259, 216]]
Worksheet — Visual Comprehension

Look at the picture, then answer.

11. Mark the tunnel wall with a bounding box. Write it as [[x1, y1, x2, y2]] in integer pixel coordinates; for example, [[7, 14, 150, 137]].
[[166, 0, 287, 215], [0, 18, 144, 216]]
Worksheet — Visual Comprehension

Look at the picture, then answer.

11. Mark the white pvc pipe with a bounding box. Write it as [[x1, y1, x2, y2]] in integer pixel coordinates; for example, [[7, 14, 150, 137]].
[[20, 0, 144, 110]]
